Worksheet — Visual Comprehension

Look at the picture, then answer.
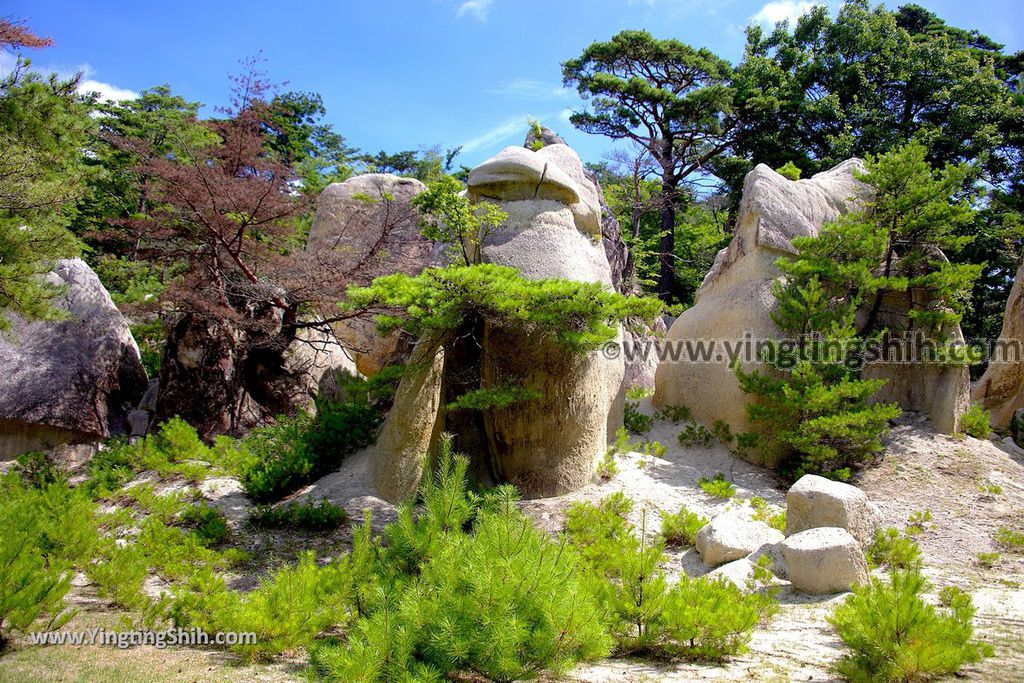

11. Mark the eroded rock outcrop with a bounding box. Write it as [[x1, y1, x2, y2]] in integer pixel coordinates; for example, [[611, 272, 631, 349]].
[[860, 248, 971, 434], [0, 259, 148, 459], [307, 173, 443, 377], [372, 142, 626, 500], [973, 262, 1024, 429], [653, 160, 872, 465]]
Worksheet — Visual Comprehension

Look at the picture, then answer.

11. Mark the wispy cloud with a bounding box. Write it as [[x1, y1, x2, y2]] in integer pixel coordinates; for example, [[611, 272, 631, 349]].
[[486, 78, 571, 100], [456, 0, 494, 21], [749, 0, 819, 26], [460, 115, 528, 153], [459, 109, 573, 155]]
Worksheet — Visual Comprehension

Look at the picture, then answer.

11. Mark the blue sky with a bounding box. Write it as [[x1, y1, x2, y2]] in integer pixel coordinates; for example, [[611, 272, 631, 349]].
[[6, 0, 1023, 169]]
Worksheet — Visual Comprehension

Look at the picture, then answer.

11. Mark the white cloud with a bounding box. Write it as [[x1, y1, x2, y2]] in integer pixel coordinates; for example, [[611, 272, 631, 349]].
[[459, 115, 528, 153], [77, 78, 138, 102], [456, 0, 494, 21], [486, 78, 571, 100], [0, 55, 137, 102], [749, 0, 818, 26]]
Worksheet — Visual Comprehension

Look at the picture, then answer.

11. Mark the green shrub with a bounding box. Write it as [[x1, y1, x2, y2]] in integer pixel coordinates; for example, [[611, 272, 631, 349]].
[[239, 413, 316, 503], [13, 451, 67, 488], [249, 498, 347, 532], [565, 495, 773, 661], [750, 497, 786, 532], [314, 438, 612, 679], [660, 507, 708, 547], [88, 514, 244, 612], [180, 503, 230, 546], [0, 476, 98, 647], [698, 473, 735, 499], [995, 526, 1024, 552], [84, 419, 233, 497], [775, 161, 802, 180], [189, 553, 356, 662], [121, 483, 192, 523], [975, 552, 1001, 568], [660, 576, 767, 661], [679, 423, 714, 448], [959, 404, 992, 439], [978, 479, 1003, 495], [905, 509, 933, 536], [626, 386, 654, 400], [596, 448, 618, 481], [608, 426, 630, 456], [654, 404, 692, 423], [240, 393, 384, 504], [637, 439, 667, 458], [711, 419, 734, 445], [867, 528, 923, 570], [305, 397, 383, 468], [624, 400, 653, 434], [84, 442, 138, 497], [829, 568, 990, 682]]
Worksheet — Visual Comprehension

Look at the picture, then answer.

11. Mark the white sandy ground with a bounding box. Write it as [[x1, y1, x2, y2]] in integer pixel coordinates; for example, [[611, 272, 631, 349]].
[[2, 400, 1022, 681], [301, 399, 1024, 682]]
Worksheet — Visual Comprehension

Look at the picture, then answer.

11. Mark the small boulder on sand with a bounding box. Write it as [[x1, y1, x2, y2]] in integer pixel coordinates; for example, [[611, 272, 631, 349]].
[[786, 474, 880, 546], [781, 527, 869, 595], [696, 510, 785, 568], [706, 557, 756, 589]]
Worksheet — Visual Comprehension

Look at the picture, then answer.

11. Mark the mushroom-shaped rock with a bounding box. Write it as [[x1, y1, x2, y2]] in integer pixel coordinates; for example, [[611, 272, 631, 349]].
[[781, 527, 869, 595], [695, 511, 785, 568], [0, 259, 148, 459], [653, 160, 871, 466], [469, 143, 601, 237], [786, 474, 880, 547], [374, 141, 626, 501]]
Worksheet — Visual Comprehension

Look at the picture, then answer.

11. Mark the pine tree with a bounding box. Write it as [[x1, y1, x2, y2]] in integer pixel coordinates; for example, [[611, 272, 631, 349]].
[[737, 141, 980, 479]]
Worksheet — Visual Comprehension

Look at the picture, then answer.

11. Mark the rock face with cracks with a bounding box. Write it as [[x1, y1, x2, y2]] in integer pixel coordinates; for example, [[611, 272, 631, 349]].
[[0, 259, 148, 459], [973, 261, 1024, 430], [370, 142, 626, 501]]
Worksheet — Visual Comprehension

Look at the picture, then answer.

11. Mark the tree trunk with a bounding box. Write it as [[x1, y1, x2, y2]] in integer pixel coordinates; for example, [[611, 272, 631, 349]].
[[658, 177, 677, 304]]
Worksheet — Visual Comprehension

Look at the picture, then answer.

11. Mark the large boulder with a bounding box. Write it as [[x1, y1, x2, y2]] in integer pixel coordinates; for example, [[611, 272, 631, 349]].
[[307, 174, 443, 377], [0, 259, 148, 459], [786, 474, 880, 547], [695, 511, 785, 568], [781, 527, 869, 594], [973, 262, 1024, 429], [652, 161, 871, 466], [373, 142, 626, 500], [156, 313, 243, 438], [860, 249, 970, 433]]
